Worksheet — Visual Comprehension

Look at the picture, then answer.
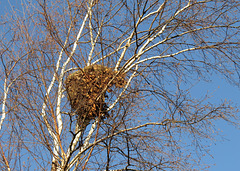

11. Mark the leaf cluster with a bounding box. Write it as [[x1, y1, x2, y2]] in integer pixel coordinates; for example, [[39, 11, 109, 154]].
[[65, 64, 127, 122]]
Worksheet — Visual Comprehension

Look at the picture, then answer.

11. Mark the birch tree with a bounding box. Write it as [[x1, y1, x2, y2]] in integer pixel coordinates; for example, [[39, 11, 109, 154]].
[[0, 0, 240, 170]]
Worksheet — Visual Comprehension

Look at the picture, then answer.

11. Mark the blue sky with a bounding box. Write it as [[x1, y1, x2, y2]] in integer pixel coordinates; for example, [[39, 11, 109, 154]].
[[190, 74, 240, 171], [1, 1, 240, 170]]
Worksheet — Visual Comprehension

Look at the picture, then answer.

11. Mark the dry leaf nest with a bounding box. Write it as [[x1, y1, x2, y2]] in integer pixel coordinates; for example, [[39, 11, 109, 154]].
[[65, 65, 127, 121]]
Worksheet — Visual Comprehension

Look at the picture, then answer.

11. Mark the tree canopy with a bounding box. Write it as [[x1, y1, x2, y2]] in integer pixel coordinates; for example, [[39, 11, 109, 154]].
[[0, 0, 240, 170]]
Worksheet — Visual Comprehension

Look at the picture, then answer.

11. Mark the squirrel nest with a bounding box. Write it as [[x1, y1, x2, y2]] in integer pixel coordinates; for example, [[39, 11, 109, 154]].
[[65, 65, 127, 123]]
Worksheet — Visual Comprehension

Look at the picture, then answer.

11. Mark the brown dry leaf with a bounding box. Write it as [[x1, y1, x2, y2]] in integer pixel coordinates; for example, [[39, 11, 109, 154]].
[[65, 64, 127, 122]]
